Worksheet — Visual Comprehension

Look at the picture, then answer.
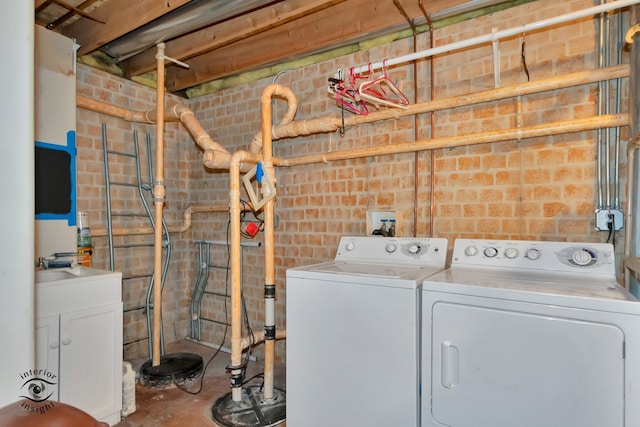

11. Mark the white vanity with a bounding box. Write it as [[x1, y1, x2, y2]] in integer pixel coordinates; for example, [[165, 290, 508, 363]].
[[35, 267, 123, 426]]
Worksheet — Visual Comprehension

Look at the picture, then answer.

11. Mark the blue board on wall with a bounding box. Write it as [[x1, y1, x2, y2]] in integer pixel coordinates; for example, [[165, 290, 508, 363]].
[[35, 130, 76, 226]]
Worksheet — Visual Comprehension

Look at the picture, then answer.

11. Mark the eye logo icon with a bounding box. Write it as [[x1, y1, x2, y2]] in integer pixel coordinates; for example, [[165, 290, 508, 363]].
[[20, 378, 55, 402], [18, 369, 57, 405]]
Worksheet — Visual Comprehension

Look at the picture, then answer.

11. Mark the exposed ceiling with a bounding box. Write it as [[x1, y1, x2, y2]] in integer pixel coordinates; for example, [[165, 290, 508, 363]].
[[35, 0, 508, 98]]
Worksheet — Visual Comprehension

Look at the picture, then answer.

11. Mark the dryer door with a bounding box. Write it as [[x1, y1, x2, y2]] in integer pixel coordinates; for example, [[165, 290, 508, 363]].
[[427, 301, 624, 427]]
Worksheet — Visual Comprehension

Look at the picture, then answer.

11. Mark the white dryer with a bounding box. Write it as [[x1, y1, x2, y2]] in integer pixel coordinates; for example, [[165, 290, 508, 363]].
[[421, 239, 640, 427], [286, 236, 448, 427]]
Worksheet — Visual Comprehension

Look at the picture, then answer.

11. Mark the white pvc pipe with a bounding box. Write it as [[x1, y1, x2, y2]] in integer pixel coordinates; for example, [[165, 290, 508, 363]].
[[348, 0, 640, 75]]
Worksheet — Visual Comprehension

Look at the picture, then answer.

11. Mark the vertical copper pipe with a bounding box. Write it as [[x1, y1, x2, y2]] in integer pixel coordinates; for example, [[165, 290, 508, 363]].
[[394, 0, 420, 237], [152, 43, 166, 366], [411, 15, 420, 238], [420, 2, 437, 238]]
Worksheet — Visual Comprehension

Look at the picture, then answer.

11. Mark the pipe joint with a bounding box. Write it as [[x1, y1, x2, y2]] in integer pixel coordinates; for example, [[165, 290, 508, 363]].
[[264, 325, 276, 340], [264, 284, 276, 298], [229, 372, 244, 388]]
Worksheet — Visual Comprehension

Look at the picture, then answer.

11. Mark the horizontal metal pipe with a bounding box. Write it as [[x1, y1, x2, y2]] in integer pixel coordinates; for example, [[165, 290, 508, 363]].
[[348, 0, 640, 74]]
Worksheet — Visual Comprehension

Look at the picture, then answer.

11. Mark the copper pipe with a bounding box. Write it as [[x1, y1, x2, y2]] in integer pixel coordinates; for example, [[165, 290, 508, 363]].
[[420, 2, 437, 238], [393, 0, 419, 237]]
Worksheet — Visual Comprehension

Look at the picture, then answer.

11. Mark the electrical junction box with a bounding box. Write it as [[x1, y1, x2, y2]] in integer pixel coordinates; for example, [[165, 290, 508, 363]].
[[595, 209, 623, 231], [366, 210, 397, 236]]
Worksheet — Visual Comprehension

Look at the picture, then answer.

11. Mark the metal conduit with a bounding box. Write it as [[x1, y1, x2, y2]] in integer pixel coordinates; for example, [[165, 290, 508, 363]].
[[625, 5, 640, 295]]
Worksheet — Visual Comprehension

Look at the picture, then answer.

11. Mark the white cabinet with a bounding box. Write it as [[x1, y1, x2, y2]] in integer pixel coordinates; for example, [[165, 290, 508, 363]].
[[35, 267, 123, 426]]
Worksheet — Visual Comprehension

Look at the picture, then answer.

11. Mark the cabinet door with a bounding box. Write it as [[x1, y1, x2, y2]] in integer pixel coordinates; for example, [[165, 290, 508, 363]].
[[35, 315, 60, 401], [59, 302, 123, 421]]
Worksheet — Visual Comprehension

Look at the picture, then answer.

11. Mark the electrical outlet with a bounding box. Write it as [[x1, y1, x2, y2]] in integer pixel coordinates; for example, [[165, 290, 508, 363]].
[[595, 209, 623, 231], [366, 210, 397, 235]]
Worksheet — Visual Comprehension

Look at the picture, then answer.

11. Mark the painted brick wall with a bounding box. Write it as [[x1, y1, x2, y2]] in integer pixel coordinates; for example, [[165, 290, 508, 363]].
[[74, 0, 628, 364]]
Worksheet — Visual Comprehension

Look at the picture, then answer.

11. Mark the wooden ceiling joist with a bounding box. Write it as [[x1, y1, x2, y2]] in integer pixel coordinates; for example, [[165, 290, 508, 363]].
[[121, 0, 347, 77], [63, 0, 192, 56]]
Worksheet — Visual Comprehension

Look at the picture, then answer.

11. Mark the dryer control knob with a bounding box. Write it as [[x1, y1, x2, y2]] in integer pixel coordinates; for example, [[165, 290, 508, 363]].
[[464, 246, 478, 256], [408, 244, 421, 254], [526, 248, 541, 260], [483, 247, 498, 258], [345, 241, 356, 251], [572, 249, 594, 266], [386, 244, 397, 253], [504, 248, 518, 259]]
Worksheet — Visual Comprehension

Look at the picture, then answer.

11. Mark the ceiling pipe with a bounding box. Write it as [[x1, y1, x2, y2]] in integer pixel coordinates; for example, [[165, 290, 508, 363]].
[[101, 0, 280, 62], [345, 0, 640, 76]]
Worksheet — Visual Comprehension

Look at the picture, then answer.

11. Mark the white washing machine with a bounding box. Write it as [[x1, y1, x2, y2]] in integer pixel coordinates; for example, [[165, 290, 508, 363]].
[[421, 239, 640, 427], [286, 236, 448, 427]]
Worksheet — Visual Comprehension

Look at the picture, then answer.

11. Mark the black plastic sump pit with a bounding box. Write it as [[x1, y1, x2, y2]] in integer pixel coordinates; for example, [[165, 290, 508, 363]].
[[212, 385, 286, 427], [139, 352, 203, 388]]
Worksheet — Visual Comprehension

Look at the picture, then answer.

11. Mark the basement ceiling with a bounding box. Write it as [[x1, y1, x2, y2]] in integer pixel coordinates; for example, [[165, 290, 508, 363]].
[[35, 0, 508, 97]]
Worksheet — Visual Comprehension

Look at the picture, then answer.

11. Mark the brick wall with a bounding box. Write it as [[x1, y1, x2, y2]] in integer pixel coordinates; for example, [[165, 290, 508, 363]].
[[76, 66, 194, 360], [74, 0, 628, 363]]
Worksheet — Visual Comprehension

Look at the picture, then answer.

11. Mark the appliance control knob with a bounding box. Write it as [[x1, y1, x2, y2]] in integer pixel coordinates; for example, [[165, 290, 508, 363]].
[[386, 244, 397, 253], [504, 248, 518, 259], [408, 244, 421, 254], [345, 241, 356, 251], [483, 247, 498, 258], [526, 248, 541, 260], [572, 249, 594, 266], [465, 246, 478, 256]]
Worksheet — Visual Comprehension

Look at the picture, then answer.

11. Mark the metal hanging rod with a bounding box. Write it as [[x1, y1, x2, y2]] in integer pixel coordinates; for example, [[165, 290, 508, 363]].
[[343, 0, 640, 76]]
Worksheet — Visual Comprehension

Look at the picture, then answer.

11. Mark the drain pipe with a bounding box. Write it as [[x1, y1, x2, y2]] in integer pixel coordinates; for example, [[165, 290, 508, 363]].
[[228, 150, 263, 402], [227, 85, 290, 403], [249, 85, 297, 155], [259, 84, 291, 401], [76, 95, 232, 168], [151, 43, 167, 366]]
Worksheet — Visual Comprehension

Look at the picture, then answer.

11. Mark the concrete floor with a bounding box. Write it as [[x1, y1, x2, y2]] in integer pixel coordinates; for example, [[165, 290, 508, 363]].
[[114, 340, 286, 427]]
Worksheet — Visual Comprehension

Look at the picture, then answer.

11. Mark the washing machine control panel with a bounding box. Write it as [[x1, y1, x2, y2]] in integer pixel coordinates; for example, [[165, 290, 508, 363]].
[[453, 239, 615, 274], [336, 236, 448, 265]]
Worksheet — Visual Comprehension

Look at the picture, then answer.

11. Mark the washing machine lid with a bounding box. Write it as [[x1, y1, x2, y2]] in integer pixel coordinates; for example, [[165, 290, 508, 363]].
[[309, 261, 440, 278]]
